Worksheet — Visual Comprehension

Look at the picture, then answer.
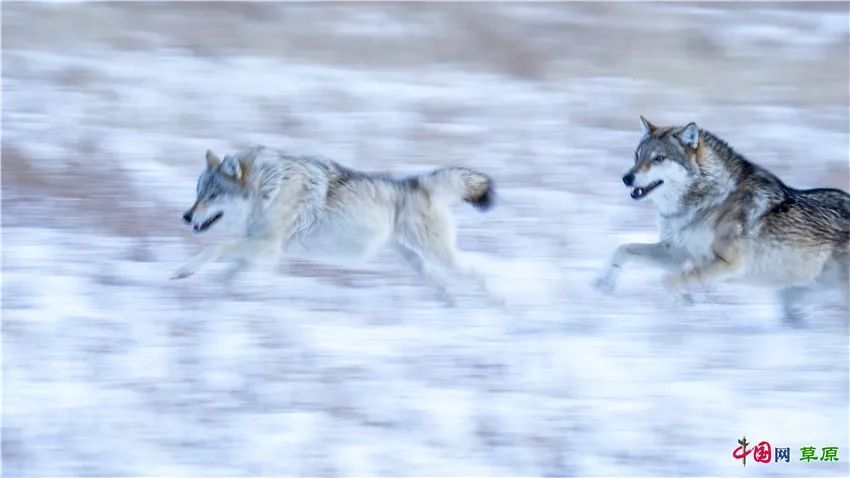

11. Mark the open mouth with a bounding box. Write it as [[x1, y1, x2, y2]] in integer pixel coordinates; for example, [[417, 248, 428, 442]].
[[194, 212, 223, 232], [631, 180, 664, 200]]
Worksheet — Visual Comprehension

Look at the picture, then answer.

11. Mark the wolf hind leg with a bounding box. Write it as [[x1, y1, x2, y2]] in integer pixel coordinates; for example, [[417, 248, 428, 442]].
[[397, 206, 500, 305], [395, 244, 456, 306], [408, 235, 501, 306]]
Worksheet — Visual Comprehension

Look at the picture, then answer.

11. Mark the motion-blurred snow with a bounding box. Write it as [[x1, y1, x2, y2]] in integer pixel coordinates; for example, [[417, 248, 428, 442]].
[[3, 3, 848, 477]]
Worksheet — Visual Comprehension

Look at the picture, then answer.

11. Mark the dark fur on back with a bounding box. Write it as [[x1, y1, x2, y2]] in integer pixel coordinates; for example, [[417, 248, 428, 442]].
[[694, 129, 850, 251], [319, 160, 495, 212]]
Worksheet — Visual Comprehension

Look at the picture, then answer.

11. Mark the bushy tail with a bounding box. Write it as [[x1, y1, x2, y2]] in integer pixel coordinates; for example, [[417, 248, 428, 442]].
[[417, 167, 494, 211]]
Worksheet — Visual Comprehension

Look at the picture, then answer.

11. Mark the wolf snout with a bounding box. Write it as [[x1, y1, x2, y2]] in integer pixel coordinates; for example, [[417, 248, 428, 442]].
[[622, 173, 635, 187], [182, 211, 193, 223]]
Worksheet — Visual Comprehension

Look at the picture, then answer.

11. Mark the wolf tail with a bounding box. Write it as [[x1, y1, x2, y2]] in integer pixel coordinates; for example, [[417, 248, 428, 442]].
[[417, 167, 494, 211]]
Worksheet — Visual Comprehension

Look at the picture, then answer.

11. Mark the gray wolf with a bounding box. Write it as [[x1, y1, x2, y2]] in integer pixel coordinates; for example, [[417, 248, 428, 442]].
[[595, 116, 849, 326], [172, 145, 497, 304]]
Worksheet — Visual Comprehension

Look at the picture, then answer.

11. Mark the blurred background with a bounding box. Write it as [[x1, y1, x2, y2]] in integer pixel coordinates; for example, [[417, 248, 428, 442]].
[[2, 2, 848, 477]]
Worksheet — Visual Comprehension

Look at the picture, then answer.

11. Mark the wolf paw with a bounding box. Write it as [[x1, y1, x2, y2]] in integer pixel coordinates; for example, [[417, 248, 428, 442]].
[[663, 289, 694, 307], [782, 313, 807, 329], [592, 272, 617, 294], [170, 268, 195, 280], [672, 292, 695, 306], [661, 273, 693, 306]]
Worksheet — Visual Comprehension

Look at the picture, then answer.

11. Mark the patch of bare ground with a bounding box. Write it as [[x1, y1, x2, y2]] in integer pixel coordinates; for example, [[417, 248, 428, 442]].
[[3, 2, 846, 111], [2, 147, 173, 238]]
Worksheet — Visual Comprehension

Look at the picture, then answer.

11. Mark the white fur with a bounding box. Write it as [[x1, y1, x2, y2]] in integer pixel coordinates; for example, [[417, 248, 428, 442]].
[[634, 160, 692, 216], [173, 146, 500, 305]]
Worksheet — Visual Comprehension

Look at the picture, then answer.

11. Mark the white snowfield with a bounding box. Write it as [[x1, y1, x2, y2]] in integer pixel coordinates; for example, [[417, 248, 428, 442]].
[[2, 3, 848, 477]]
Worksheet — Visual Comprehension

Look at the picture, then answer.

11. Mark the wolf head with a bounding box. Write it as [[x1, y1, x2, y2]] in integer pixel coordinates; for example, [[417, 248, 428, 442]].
[[182, 150, 252, 235], [622, 116, 702, 208]]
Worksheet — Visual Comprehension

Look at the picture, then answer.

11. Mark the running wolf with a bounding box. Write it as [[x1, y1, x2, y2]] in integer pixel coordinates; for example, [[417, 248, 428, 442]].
[[173, 146, 496, 304], [595, 117, 849, 326]]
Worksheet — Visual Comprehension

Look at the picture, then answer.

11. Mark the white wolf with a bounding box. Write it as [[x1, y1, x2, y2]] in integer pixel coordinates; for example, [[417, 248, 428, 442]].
[[173, 145, 497, 304]]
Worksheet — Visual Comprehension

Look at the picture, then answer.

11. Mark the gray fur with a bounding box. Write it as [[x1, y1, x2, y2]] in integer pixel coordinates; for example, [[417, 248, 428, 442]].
[[596, 118, 849, 325], [173, 145, 498, 304]]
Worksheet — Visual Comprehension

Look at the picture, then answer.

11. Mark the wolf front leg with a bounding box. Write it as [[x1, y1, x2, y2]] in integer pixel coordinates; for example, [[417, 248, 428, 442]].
[[778, 286, 810, 328], [663, 250, 743, 299], [220, 235, 285, 282], [171, 236, 284, 281], [594, 242, 681, 293], [171, 244, 228, 279]]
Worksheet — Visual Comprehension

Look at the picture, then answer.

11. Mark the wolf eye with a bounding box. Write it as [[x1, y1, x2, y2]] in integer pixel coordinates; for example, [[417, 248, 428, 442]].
[[209, 193, 218, 200], [653, 155, 666, 163]]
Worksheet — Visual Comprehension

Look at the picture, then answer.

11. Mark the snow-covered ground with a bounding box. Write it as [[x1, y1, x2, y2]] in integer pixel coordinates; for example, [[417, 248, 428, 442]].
[[3, 3, 848, 477]]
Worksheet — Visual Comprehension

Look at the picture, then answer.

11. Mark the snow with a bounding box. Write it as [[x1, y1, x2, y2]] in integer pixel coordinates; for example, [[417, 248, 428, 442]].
[[3, 2, 848, 477]]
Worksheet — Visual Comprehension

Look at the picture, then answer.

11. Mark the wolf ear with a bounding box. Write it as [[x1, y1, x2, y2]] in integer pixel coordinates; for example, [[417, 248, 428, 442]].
[[678, 123, 700, 148], [220, 155, 242, 180], [640, 115, 657, 135], [206, 150, 221, 169]]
